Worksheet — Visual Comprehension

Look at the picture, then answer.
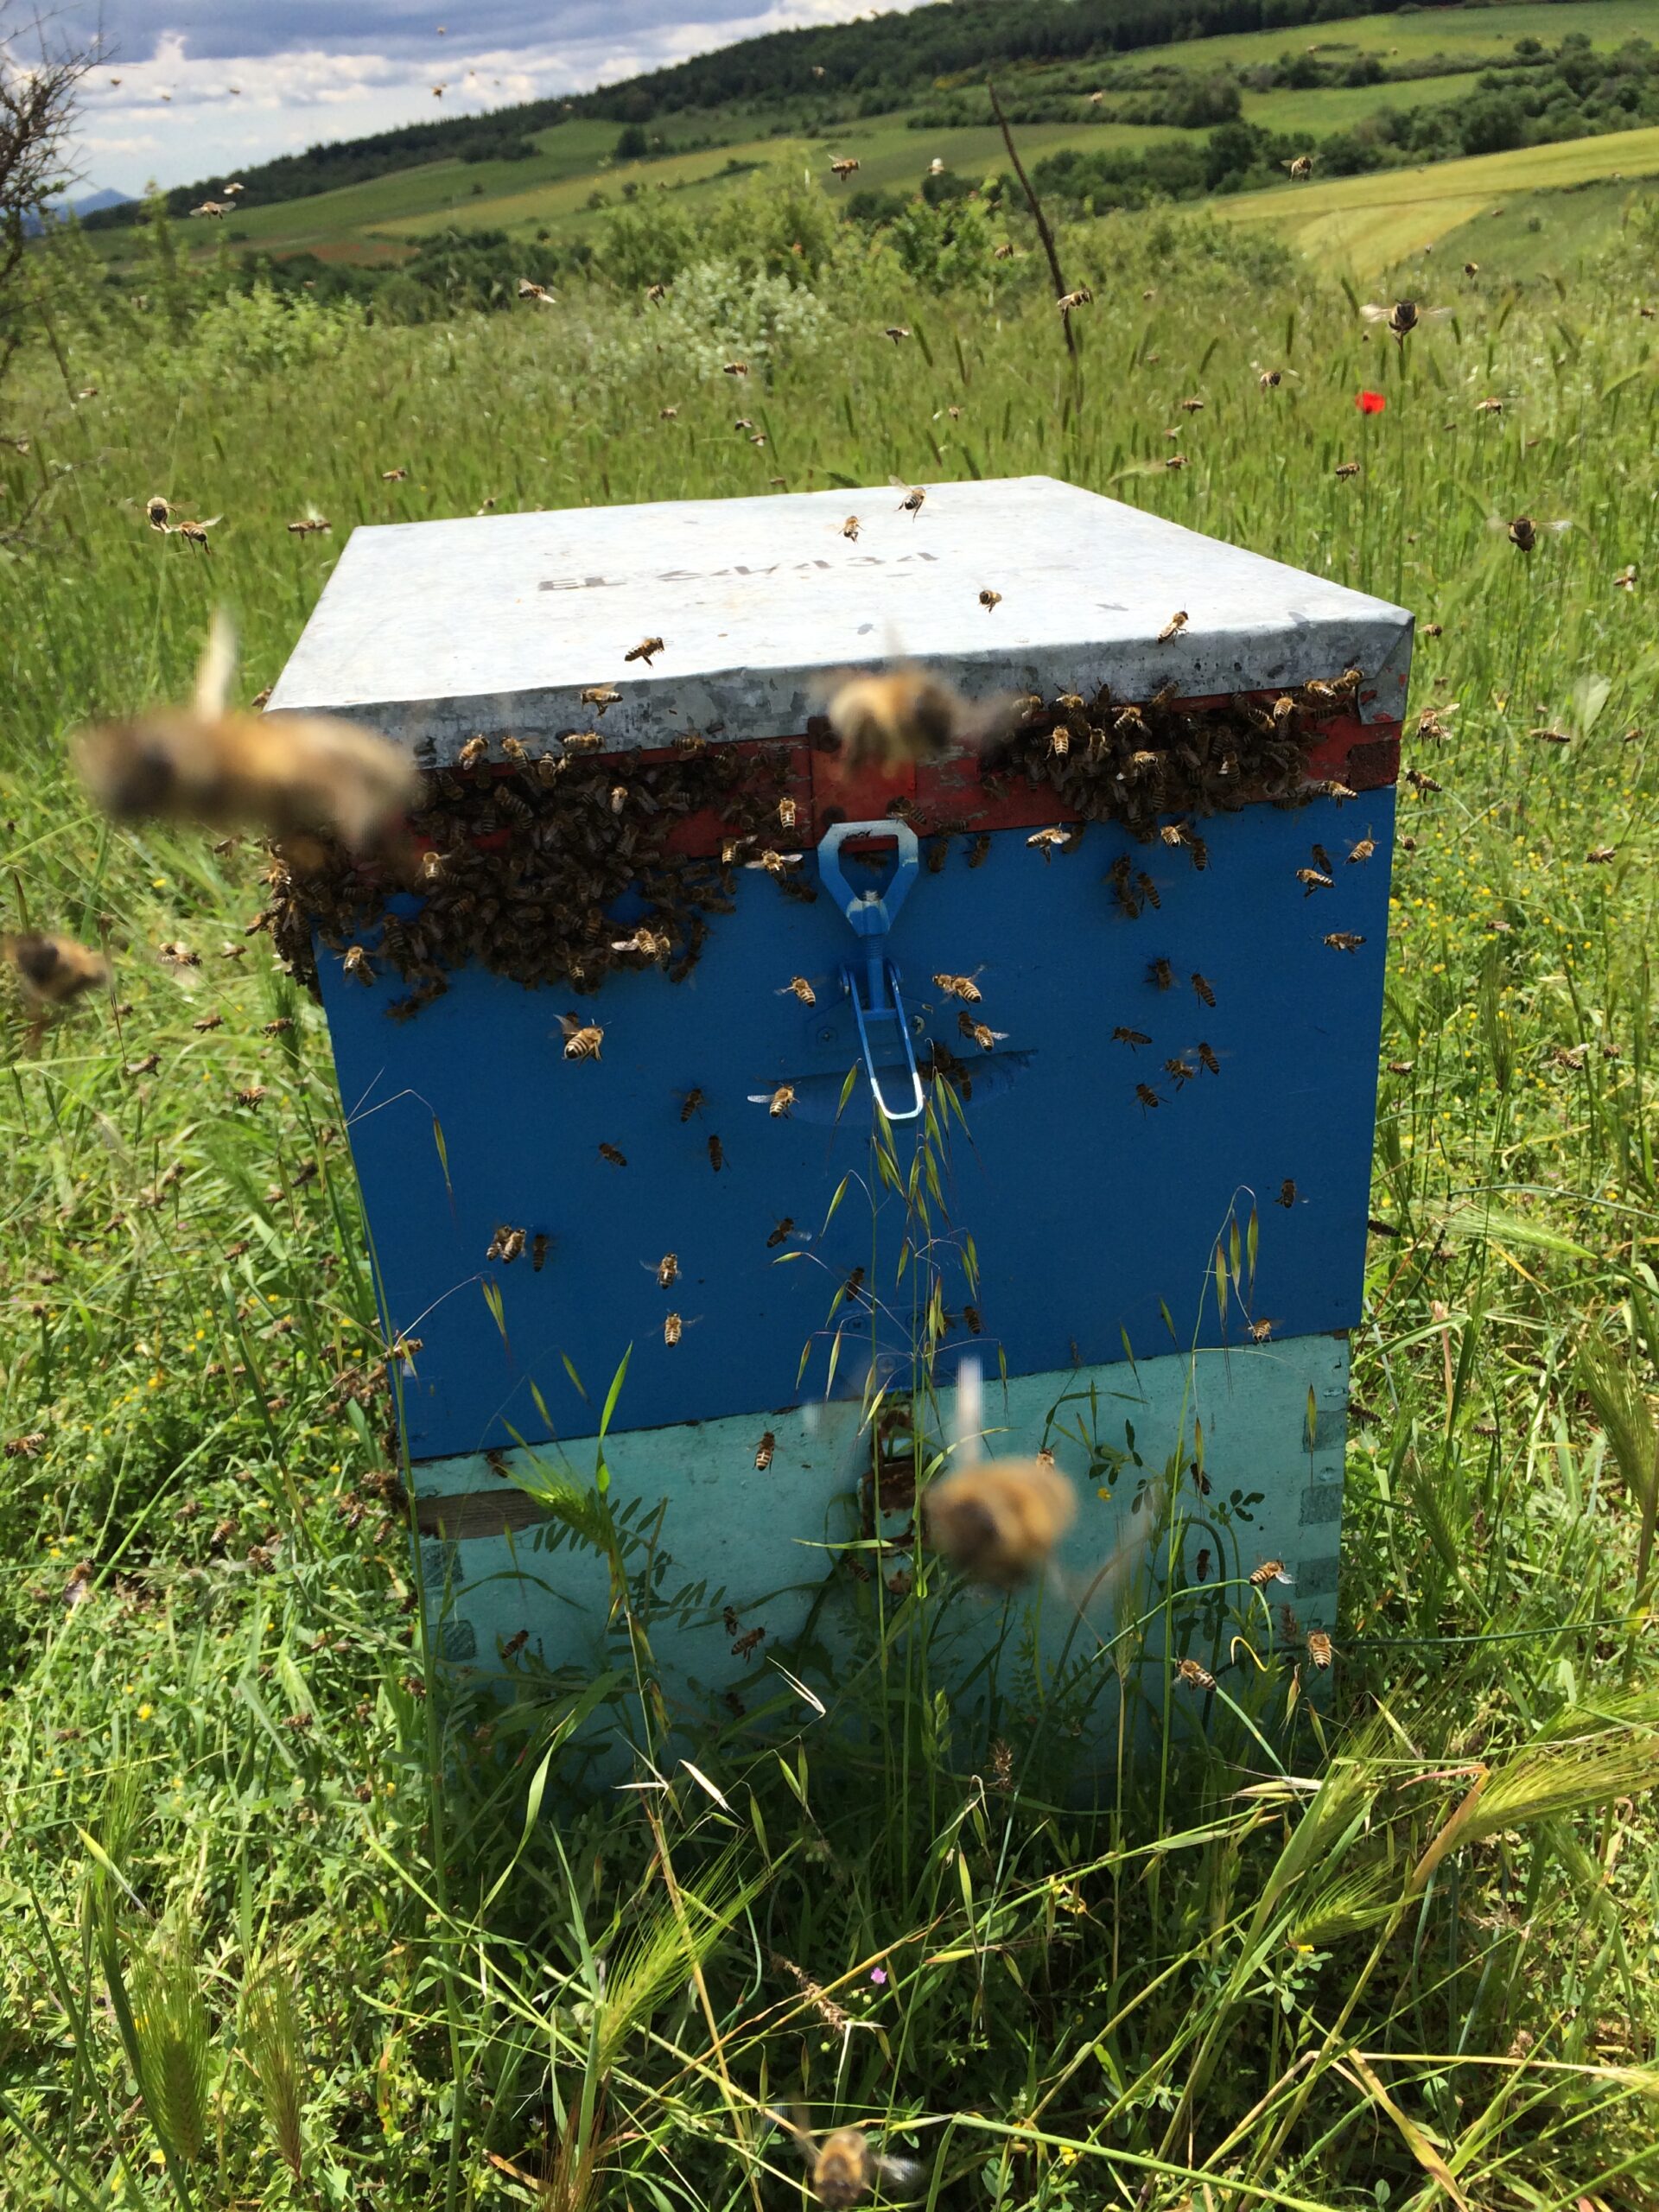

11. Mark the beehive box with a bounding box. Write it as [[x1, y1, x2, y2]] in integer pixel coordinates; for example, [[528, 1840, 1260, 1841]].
[[270, 475, 1409, 1753]]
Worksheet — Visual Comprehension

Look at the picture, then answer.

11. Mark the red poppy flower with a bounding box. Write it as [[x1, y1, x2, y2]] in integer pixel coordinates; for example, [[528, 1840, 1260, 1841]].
[[1356, 390, 1387, 415]]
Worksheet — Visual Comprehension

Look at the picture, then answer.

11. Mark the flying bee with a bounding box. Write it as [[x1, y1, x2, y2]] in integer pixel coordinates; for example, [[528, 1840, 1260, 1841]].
[[979, 588, 1001, 612], [723, 361, 748, 377], [961, 832, 990, 869], [708, 1134, 724, 1172], [563, 730, 604, 753], [1249, 1559, 1294, 1588], [1147, 957, 1173, 990], [891, 480, 926, 516], [1164, 1053, 1197, 1088], [664, 1312, 683, 1346], [993, 239, 1014, 258], [1509, 515, 1536, 553], [1027, 826, 1072, 862], [287, 509, 331, 536], [1056, 287, 1092, 314], [532, 1233, 550, 1272], [754, 1431, 775, 1471], [883, 325, 911, 344], [1285, 153, 1313, 180], [958, 1010, 1005, 1052], [146, 494, 174, 531], [1306, 1630, 1334, 1670], [517, 277, 555, 302], [932, 972, 983, 1002], [625, 637, 664, 664], [500, 1629, 530, 1658], [1248, 1318, 1277, 1343], [1310, 842, 1332, 875], [840, 1267, 866, 1306], [1177, 1658, 1215, 1690], [823, 667, 1012, 770], [748, 849, 804, 879], [1196, 1040, 1219, 1075], [1135, 1083, 1160, 1111], [766, 1217, 795, 1248], [1194, 1547, 1211, 1581], [3, 932, 111, 1023], [767, 2112, 922, 2210], [1295, 868, 1333, 894], [829, 157, 860, 180], [73, 613, 416, 849], [458, 734, 489, 769], [581, 685, 620, 709], [1157, 610, 1189, 643], [678, 1087, 705, 1121], [381, 467, 408, 481], [1344, 831, 1376, 866], [612, 926, 671, 960], [559, 1013, 603, 1059], [731, 1624, 766, 1659], [922, 1456, 1076, 1590], [767, 1084, 796, 1117], [598, 1142, 627, 1167], [781, 975, 817, 1005], [193, 1012, 223, 1032], [1111, 1027, 1151, 1049], [1334, 461, 1360, 481], [1276, 1178, 1298, 1208], [1259, 368, 1281, 389], [1324, 932, 1365, 954], [339, 944, 375, 985], [486, 1225, 526, 1263], [1361, 297, 1446, 343]]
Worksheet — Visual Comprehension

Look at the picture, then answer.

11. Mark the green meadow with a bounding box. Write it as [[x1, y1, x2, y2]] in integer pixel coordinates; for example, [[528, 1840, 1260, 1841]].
[[4, 157, 1659, 2207]]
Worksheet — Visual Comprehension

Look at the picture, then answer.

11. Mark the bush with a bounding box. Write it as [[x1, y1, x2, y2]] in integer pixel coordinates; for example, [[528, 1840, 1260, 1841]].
[[615, 124, 650, 161], [589, 256, 830, 381], [175, 283, 367, 377], [460, 135, 537, 163]]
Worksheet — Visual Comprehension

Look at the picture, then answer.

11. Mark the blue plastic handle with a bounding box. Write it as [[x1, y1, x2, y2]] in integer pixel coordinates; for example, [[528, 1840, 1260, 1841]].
[[816, 819, 919, 939]]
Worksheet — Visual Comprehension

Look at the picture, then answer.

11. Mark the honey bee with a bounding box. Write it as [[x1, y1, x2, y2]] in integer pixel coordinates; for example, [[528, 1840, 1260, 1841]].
[[731, 1624, 766, 1659], [625, 637, 664, 665], [1248, 1318, 1276, 1343], [932, 972, 982, 1002], [824, 668, 1009, 770], [978, 588, 1001, 613], [829, 157, 861, 180], [1474, 395, 1503, 416], [659, 404, 678, 420], [768, 2112, 922, 2209], [598, 1142, 627, 1167], [1147, 957, 1173, 990], [3, 932, 110, 1021], [779, 975, 817, 1006], [1196, 1040, 1219, 1075], [957, 1010, 1005, 1052], [1111, 1027, 1151, 1048], [891, 480, 926, 516], [1323, 779, 1357, 802], [1346, 835, 1376, 865], [747, 849, 803, 879], [501, 1629, 530, 1657], [962, 1304, 982, 1335], [1177, 1658, 1215, 1689], [842, 515, 860, 541], [189, 199, 231, 219], [1027, 826, 1072, 863], [664, 1312, 683, 1346], [1306, 1630, 1334, 1670], [1056, 287, 1092, 314], [562, 730, 604, 753], [840, 1266, 866, 1306], [1587, 845, 1617, 865], [1295, 868, 1333, 894], [1164, 1055, 1196, 1088], [754, 1431, 776, 1471], [1157, 610, 1189, 643], [381, 467, 409, 482], [1310, 842, 1333, 875], [993, 239, 1015, 259], [517, 278, 555, 303], [709, 1134, 724, 1173], [1194, 1547, 1211, 1580], [1361, 298, 1445, 343], [1509, 515, 1537, 553], [559, 1013, 603, 1059], [1323, 932, 1365, 954], [723, 361, 749, 377], [768, 1084, 796, 1117], [73, 613, 416, 849], [883, 325, 911, 344], [192, 1012, 223, 1033], [611, 927, 671, 960], [922, 1455, 1075, 1589], [457, 735, 489, 770], [1249, 1559, 1294, 1587], [1135, 1083, 1160, 1111], [766, 1217, 795, 1248], [776, 795, 799, 832], [286, 510, 331, 536], [145, 494, 175, 531], [1049, 726, 1071, 759], [1277, 1178, 1297, 1207], [1285, 153, 1313, 180], [233, 1082, 265, 1106], [486, 1225, 527, 1263], [582, 685, 621, 710], [340, 944, 375, 985], [1259, 369, 1282, 390], [678, 1087, 706, 1121], [532, 1233, 550, 1272]]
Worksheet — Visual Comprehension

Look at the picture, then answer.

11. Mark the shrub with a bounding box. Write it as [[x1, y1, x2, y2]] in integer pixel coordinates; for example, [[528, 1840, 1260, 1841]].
[[175, 283, 367, 377]]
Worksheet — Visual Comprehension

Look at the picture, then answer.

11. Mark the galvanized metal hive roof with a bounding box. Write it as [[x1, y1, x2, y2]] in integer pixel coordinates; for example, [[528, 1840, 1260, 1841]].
[[269, 474, 1413, 765]]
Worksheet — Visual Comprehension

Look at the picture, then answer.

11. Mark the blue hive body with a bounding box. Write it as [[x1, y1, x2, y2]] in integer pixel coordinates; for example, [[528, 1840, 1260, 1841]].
[[273, 477, 1410, 1753]]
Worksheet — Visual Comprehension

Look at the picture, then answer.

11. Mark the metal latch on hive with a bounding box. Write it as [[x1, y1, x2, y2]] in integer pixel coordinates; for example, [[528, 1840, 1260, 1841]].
[[816, 820, 925, 1123]]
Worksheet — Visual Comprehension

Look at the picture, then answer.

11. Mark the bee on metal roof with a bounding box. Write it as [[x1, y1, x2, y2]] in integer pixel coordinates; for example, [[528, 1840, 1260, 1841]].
[[625, 637, 664, 665], [562, 730, 604, 752], [559, 1013, 603, 1059], [979, 588, 1001, 613], [842, 514, 860, 540], [581, 684, 621, 709], [1157, 610, 1188, 643], [457, 735, 488, 768]]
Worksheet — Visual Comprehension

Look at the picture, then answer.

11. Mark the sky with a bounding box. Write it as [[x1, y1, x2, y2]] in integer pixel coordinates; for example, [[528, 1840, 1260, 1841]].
[[37, 0, 922, 199]]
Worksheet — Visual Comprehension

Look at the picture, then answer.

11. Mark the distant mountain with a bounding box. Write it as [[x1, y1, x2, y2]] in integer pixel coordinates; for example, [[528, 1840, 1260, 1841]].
[[69, 188, 134, 217]]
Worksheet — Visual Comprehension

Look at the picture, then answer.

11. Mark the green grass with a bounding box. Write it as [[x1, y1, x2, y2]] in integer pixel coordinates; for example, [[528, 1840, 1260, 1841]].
[[1214, 123, 1659, 271], [1119, 0, 1659, 74], [4, 190, 1659, 2210]]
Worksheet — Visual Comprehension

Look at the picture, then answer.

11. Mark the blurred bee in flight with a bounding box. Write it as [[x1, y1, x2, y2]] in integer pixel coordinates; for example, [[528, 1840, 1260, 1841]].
[[766, 2110, 922, 2209]]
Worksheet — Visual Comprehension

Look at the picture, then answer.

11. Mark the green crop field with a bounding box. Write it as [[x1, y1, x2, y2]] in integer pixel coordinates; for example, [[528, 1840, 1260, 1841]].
[[1123, 0, 1659, 73], [4, 147, 1659, 2208]]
